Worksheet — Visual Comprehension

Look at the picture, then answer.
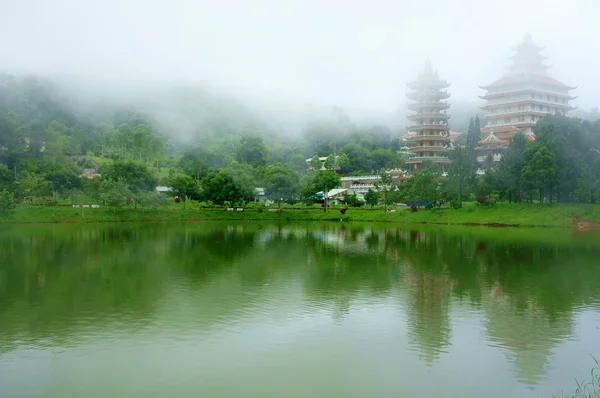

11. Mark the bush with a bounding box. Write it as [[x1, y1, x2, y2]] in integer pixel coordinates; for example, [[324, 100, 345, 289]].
[[44, 196, 59, 207], [0, 189, 16, 214]]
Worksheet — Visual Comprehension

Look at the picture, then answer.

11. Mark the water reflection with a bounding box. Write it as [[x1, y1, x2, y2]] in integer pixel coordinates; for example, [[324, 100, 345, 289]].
[[0, 223, 599, 397]]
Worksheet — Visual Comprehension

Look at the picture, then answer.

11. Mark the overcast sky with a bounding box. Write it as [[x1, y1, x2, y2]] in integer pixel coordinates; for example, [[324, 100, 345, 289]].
[[2, 0, 599, 114]]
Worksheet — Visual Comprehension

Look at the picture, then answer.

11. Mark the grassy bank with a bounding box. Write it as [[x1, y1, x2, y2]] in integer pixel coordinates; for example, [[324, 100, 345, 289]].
[[1, 202, 600, 227]]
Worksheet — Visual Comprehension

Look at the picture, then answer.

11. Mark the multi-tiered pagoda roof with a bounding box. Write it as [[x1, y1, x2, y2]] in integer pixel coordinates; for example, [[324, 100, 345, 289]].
[[478, 34, 577, 139], [405, 61, 451, 168]]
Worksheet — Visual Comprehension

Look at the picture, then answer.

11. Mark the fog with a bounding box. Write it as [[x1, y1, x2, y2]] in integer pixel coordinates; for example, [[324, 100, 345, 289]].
[[2, 0, 599, 138]]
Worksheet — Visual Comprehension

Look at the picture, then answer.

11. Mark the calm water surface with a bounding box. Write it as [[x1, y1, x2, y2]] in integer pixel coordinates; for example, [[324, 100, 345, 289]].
[[1, 222, 599, 397]]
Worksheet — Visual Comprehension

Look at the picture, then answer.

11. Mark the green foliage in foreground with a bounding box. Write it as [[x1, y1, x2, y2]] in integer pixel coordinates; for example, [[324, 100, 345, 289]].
[[1, 202, 599, 227]]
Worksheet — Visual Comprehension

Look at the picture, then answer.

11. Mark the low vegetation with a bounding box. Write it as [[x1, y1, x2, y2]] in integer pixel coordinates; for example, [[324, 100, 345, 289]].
[[2, 201, 599, 228]]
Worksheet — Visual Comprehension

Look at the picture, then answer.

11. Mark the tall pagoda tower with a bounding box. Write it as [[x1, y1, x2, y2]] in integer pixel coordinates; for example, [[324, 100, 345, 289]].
[[479, 34, 577, 141], [405, 61, 451, 169]]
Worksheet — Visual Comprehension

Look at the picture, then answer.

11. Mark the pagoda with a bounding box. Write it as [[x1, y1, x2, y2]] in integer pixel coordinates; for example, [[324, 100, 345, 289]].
[[475, 131, 509, 167], [405, 61, 451, 169], [479, 34, 577, 141]]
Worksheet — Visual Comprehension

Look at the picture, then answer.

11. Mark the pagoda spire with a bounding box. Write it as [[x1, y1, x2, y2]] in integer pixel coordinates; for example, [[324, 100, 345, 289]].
[[508, 34, 550, 75], [421, 59, 434, 77]]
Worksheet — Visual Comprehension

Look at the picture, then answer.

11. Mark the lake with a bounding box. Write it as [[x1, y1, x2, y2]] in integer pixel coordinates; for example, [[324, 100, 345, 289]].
[[1, 222, 599, 397]]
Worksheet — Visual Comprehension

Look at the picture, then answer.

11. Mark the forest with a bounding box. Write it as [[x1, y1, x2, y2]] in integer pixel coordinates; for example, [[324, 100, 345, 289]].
[[1, 73, 600, 213]]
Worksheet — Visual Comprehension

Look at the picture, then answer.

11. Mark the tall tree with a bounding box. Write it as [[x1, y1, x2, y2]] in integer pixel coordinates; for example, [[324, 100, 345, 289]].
[[520, 146, 558, 203], [100, 160, 157, 194], [466, 116, 482, 164], [201, 170, 253, 205], [235, 136, 268, 168], [291, 154, 308, 175], [169, 173, 196, 209], [447, 147, 474, 208], [264, 164, 298, 208], [100, 180, 132, 214], [323, 154, 336, 171], [408, 161, 442, 206], [0, 189, 15, 214], [310, 155, 322, 171], [498, 133, 528, 202], [364, 189, 379, 208], [314, 170, 341, 212], [374, 172, 395, 212]]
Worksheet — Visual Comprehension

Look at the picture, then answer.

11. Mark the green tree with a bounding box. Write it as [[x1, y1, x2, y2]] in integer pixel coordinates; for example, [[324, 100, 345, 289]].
[[138, 191, 169, 212], [132, 124, 151, 162], [264, 164, 298, 208], [169, 173, 196, 209], [297, 174, 318, 204], [364, 188, 379, 208], [235, 136, 268, 168], [224, 161, 261, 195], [337, 153, 350, 172], [535, 116, 584, 202], [0, 164, 14, 190], [466, 116, 482, 164], [369, 149, 397, 172], [18, 173, 48, 205], [520, 146, 558, 203], [291, 154, 308, 175], [409, 162, 442, 207], [112, 124, 132, 159], [147, 134, 166, 171], [340, 143, 370, 173], [374, 172, 395, 212], [100, 160, 157, 194], [314, 170, 341, 212], [310, 155, 322, 171], [45, 165, 82, 194], [179, 148, 209, 185], [201, 170, 253, 206], [323, 154, 336, 170], [100, 180, 131, 213], [447, 147, 474, 208], [498, 133, 528, 202], [0, 189, 16, 214]]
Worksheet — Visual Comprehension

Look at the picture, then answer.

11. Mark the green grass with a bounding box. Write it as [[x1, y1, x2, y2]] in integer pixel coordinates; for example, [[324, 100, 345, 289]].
[[555, 357, 600, 398], [1, 201, 599, 227]]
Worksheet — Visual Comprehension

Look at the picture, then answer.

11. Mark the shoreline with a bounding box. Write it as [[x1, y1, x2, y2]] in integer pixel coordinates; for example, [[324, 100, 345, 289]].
[[2, 203, 600, 228]]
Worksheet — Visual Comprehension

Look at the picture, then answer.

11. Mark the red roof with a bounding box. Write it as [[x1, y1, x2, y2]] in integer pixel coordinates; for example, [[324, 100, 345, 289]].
[[480, 73, 575, 90]]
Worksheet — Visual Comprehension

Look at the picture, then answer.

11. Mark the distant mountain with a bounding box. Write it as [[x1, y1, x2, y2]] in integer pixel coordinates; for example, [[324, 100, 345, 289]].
[[3, 73, 594, 148]]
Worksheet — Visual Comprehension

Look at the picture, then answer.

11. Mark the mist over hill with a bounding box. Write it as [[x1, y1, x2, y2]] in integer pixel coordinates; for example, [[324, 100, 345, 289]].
[[1, 73, 496, 146]]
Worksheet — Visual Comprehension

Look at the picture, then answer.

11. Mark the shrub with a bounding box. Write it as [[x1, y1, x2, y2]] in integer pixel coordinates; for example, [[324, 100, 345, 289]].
[[0, 189, 16, 214], [44, 196, 59, 207]]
